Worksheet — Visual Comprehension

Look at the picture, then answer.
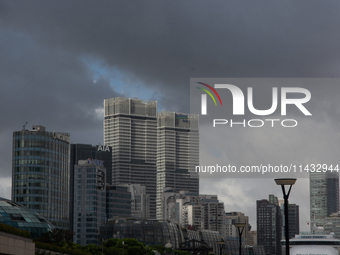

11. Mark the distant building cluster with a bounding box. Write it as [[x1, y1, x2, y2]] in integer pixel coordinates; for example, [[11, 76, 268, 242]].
[[10, 96, 340, 254]]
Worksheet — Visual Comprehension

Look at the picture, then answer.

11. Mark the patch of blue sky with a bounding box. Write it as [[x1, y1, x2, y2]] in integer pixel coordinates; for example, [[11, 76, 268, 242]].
[[82, 57, 163, 106]]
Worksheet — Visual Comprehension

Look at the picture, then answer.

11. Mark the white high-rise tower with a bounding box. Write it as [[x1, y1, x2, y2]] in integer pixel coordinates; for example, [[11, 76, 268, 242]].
[[156, 112, 199, 220], [104, 97, 157, 218]]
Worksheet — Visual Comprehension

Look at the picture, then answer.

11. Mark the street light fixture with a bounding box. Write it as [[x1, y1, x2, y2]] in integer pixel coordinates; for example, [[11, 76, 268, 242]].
[[217, 240, 225, 255], [165, 243, 172, 255], [275, 178, 296, 255], [122, 240, 125, 255], [102, 238, 104, 255], [234, 222, 247, 255]]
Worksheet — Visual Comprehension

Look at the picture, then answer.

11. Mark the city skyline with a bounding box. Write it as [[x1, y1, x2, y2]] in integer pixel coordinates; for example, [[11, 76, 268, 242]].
[[2, 1, 340, 234], [8, 97, 316, 233]]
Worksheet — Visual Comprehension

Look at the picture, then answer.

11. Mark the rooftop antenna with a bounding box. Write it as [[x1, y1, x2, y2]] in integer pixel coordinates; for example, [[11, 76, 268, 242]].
[[22, 122, 28, 131]]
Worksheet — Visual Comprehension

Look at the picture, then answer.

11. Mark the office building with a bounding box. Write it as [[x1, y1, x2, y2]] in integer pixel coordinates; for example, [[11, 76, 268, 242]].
[[69, 144, 112, 232], [248, 231, 257, 246], [12, 125, 70, 229], [160, 189, 199, 224], [119, 184, 150, 219], [257, 195, 282, 255], [156, 112, 199, 221], [310, 171, 339, 227], [106, 185, 132, 219], [161, 189, 225, 235], [104, 97, 157, 218], [73, 159, 106, 245], [324, 212, 340, 238], [200, 195, 225, 234], [280, 203, 299, 240], [225, 212, 250, 244], [70, 144, 112, 184]]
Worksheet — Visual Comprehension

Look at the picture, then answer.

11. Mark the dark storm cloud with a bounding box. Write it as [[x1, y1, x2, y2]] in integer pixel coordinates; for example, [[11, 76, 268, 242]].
[[2, 1, 340, 112], [0, 29, 117, 131], [0, 29, 121, 180], [1, 0, 340, 230]]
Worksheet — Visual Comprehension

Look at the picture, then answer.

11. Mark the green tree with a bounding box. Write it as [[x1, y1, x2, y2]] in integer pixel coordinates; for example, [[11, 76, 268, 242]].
[[104, 238, 120, 248], [36, 228, 74, 247], [127, 246, 144, 255], [105, 246, 122, 255], [82, 244, 101, 255]]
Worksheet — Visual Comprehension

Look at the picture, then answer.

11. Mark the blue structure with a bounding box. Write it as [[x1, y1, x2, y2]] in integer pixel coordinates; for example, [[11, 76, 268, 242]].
[[0, 197, 53, 238]]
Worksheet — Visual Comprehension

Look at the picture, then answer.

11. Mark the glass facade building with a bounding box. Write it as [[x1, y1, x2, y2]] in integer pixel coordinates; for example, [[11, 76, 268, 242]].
[[156, 112, 199, 221], [69, 143, 112, 233], [106, 185, 132, 219], [104, 97, 158, 218], [12, 125, 70, 229], [73, 160, 106, 245], [0, 197, 54, 238], [100, 218, 266, 255], [310, 171, 339, 227], [280, 203, 299, 240], [324, 212, 340, 238]]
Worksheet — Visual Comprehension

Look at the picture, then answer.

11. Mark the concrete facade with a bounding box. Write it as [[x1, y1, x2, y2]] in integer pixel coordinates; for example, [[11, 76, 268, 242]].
[[0, 231, 34, 255], [104, 97, 158, 218]]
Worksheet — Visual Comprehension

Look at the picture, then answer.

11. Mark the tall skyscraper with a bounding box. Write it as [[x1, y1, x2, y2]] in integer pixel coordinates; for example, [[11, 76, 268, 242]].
[[257, 195, 282, 255], [156, 112, 199, 220], [310, 171, 339, 226], [280, 202, 299, 240], [12, 125, 70, 229], [104, 97, 157, 218]]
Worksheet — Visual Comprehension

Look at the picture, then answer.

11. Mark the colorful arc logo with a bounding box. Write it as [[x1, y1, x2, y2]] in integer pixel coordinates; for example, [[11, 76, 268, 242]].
[[196, 82, 222, 115]]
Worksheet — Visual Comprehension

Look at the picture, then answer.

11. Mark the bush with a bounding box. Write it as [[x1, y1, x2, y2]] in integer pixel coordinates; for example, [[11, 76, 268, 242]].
[[35, 228, 74, 246], [0, 223, 31, 238], [35, 242, 91, 255]]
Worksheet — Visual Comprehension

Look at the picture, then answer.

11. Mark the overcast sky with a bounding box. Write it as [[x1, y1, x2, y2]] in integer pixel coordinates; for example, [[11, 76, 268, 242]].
[[2, 0, 340, 232]]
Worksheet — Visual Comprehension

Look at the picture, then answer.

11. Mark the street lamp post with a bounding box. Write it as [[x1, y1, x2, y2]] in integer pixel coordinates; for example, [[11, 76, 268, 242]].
[[234, 223, 246, 255], [122, 240, 125, 255], [165, 243, 172, 255], [217, 240, 225, 255], [102, 238, 104, 255], [275, 178, 297, 255]]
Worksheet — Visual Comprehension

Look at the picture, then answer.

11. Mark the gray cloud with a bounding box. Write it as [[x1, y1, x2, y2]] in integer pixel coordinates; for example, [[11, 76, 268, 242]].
[[2, 1, 340, 111], [1, 0, 340, 232], [0, 28, 122, 179]]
